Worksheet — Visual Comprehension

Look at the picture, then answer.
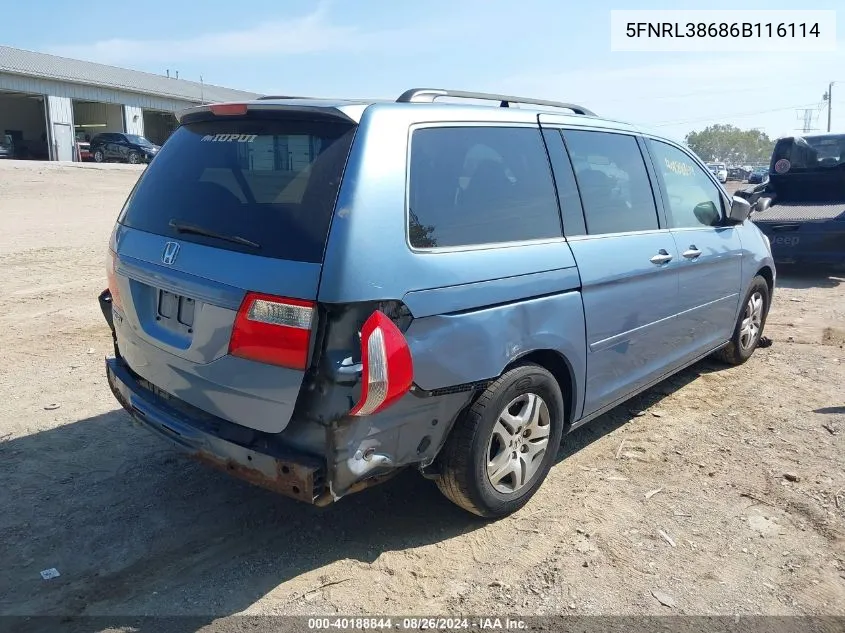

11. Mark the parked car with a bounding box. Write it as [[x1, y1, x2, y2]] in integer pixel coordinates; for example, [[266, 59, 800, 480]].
[[99, 89, 776, 518], [744, 133, 845, 266], [747, 168, 768, 184], [0, 134, 14, 159], [727, 167, 746, 181], [706, 163, 728, 183], [90, 132, 160, 164]]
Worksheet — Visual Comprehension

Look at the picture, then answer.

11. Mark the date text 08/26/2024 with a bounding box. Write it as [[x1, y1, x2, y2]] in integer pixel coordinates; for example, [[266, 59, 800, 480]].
[[307, 618, 528, 630]]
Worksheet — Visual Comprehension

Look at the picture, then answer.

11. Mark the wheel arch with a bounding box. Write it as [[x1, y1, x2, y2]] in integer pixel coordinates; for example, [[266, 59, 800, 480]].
[[506, 349, 577, 428], [757, 265, 774, 296]]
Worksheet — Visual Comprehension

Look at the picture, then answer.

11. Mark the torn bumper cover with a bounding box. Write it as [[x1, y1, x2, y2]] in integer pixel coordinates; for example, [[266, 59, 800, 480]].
[[106, 357, 329, 504]]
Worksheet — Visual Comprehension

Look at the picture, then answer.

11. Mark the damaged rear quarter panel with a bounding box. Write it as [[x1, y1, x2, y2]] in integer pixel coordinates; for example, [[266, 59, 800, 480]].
[[327, 389, 475, 499], [403, 285, 587, 421]]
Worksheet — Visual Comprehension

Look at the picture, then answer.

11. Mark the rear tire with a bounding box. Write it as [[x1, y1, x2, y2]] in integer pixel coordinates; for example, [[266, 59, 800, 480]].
[[93, 149, 104, 163], [435, 363, 565, 518], [716, 275, 770, 365]]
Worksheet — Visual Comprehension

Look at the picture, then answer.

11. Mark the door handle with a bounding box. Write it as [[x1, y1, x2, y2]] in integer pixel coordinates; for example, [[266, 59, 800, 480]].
[[650, 249, 673, 265], [682, 245, 702, 259]]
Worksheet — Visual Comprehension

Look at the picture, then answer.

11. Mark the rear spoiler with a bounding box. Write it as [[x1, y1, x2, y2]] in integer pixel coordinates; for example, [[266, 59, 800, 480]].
[[177, 100, 368, 125]]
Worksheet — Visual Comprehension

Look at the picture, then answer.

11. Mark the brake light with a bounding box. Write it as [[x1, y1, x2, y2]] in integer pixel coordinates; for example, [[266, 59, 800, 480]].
[[209, 103, 248, 116], [349, 311, 414, 417], [229, 293, 314, 370], [106, 249, 122, 310]]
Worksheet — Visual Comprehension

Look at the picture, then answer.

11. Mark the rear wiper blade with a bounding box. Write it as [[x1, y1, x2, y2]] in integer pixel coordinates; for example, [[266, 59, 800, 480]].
[[168, 219, 260, 249]]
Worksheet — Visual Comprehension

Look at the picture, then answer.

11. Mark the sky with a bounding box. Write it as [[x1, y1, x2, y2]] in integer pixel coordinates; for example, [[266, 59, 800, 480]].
[[2, 0, 843, 144]]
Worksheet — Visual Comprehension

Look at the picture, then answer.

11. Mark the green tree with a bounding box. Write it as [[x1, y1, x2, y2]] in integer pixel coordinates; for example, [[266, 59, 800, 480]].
[[409, 210, 437, 248], [685, 124, 774, 164]]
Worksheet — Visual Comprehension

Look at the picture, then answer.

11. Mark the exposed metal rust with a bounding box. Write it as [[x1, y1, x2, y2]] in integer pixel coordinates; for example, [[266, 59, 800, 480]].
[[312, 467, 405, 507], [192, 451, 320, 504]]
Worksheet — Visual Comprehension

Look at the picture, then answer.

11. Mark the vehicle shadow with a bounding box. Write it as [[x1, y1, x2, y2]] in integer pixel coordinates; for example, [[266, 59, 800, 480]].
[[0, 409, 484, 630], [775, 265, 844, 290], [813, 406, 845, 415], [1, 358, 727, 632], [556, 357, 726, 462]]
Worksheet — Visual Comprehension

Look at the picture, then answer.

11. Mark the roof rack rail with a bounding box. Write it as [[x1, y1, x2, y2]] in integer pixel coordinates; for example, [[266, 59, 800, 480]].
[[396, 88, 596, 116]]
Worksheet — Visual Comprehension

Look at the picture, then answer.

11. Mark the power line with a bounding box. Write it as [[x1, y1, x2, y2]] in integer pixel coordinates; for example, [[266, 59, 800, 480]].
[[650, 101, 823, 127], [601, 79, 825, 106]]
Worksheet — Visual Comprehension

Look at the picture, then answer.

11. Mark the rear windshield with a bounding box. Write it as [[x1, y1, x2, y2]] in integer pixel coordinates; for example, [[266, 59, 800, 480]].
[[118, 117, 356, 263], [772, 135, 845, 173]]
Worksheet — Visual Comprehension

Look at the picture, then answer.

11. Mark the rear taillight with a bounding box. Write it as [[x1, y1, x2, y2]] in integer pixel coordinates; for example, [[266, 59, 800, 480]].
[[106, 249, 122, 310], [229, 293, 314, 370], [349, 311, 414, 417]]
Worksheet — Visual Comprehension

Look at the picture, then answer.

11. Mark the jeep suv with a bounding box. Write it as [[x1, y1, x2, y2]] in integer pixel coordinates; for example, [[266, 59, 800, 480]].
[[100, 89, 775, 518]]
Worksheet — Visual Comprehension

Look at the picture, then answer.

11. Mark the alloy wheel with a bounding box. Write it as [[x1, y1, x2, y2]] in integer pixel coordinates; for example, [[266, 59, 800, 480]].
[[739, 291, 764, 350], [486, 393, 551, 494]]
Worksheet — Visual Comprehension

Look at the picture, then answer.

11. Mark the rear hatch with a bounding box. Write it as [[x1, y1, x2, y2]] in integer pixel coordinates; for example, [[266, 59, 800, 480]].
[[109, 106, 357, 433]]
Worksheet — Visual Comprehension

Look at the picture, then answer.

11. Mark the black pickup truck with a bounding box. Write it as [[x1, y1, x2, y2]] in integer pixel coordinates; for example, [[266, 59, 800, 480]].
[[739, 133, 845, 267]]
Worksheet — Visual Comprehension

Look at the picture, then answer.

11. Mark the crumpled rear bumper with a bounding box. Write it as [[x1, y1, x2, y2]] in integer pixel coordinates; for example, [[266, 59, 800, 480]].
[[106, 356, 328, 504]]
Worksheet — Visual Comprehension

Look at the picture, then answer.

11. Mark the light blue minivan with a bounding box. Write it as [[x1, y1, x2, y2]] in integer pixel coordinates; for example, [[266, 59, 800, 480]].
[[100, 89, 775, 518]]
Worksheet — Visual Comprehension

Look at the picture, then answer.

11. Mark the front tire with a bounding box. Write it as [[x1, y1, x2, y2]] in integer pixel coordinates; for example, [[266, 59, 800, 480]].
[[128, 151, 140, 164], [716, 275, 770, 365], [435, 363, 565, 518]]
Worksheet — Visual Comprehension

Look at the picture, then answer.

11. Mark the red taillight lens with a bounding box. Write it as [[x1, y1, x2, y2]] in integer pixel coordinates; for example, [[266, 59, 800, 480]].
[[349, 311, 414, 417], [229, 293, 314, 370], [209, 103, 248, 116], [106, 249, 122, 310]]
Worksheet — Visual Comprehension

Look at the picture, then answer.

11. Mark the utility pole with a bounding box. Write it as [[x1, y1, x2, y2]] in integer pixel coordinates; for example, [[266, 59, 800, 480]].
[[825, 81, 834, 132]]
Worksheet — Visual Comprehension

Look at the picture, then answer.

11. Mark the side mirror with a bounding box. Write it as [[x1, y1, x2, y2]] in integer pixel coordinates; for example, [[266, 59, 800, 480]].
[[754, 197, 773, 213], [728, 196, 752, 223], [693, 201, 721, 226]]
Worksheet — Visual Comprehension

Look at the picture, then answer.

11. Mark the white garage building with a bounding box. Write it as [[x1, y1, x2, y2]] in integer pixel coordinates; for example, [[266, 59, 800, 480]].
[[0, 45, 260, 161]]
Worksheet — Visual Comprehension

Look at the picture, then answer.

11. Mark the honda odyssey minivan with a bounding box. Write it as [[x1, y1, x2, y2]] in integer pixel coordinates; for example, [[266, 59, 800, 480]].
[[101, 89, 775, 518]]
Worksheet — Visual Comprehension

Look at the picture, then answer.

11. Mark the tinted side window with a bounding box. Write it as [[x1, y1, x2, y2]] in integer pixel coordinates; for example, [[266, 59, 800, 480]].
[[408, 127, 562, 248], [649, 140, 724, 228], [563, 131, 658, 235]]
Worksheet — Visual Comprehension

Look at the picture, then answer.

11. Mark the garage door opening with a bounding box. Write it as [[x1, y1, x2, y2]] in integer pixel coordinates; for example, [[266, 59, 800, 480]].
[[72, 100, 126, 161], [142, 110, 178, 146], [0, 90, 48, 160]]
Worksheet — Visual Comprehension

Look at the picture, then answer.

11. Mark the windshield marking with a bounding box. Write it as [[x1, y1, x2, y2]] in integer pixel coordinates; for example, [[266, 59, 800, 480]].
[[201, 134, 258, 143]]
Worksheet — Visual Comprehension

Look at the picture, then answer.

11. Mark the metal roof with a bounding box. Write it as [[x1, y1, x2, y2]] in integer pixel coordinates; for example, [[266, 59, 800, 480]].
[[0, 45, 261, 104]]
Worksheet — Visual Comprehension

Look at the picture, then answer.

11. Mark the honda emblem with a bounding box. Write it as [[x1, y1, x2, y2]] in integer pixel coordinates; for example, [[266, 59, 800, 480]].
[[161, 241, 180, 265]]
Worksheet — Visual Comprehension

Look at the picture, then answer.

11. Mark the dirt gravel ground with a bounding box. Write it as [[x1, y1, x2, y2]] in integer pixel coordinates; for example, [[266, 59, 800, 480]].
[[0, 162, 843, 621]]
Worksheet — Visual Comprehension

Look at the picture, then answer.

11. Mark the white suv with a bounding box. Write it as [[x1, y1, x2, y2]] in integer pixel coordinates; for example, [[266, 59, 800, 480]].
[[707, 163, 728, 183]]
